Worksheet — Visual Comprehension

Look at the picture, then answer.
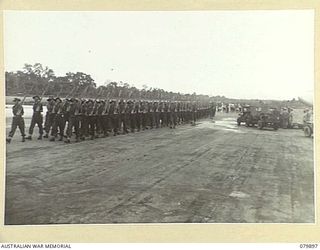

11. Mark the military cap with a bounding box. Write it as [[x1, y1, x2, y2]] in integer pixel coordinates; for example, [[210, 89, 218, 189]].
[[55, 97, 62, 102], [87, 99, 94, 103], [47, 95, 54, 101], [33, 95, 40, 100], [13, 97, 21, 102]]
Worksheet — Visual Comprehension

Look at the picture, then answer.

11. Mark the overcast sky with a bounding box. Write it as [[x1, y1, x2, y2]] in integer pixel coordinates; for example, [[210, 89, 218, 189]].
[[4, 10, 314, 101]]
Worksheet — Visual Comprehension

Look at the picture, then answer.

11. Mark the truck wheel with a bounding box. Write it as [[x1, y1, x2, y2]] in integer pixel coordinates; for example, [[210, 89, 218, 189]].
[[304, 126, 312, 137]]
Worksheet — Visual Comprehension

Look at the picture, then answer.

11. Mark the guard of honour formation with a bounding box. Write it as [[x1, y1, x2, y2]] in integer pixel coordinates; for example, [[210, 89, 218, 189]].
[[7, 95, 312, 144], [6, 95, 217, 144]]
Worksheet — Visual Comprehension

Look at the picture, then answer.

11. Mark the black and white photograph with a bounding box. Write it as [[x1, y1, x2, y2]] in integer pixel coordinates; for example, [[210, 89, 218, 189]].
[[4, 10, 314, 225]]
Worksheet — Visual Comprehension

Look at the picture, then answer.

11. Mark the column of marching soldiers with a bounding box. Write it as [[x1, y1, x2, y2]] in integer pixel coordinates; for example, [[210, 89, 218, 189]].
[[7, 95, 216, 143]]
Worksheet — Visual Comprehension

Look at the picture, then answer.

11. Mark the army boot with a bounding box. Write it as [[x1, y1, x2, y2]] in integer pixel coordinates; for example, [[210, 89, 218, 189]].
[[49, 136, 55, 142], [65, 137, 71, 143], [25, 135, 32, 140], [43, 133, 49, 138], [6, 137, 12, 144], [58, 135, 63, 141], [38, 135, 43, 140], [22, 136, 25, 142]]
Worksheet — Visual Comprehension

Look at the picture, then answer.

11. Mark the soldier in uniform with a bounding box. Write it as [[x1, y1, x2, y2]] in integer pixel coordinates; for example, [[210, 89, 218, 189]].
[[153, 101, 160, 128], [108, 100, 119, 136], [181, 102, 187, 124], [79, 99, 88, 140], [6, 98, 26, 143], [158, 101, 164, 127], [192, 101, 197, 125], [133, 100, 141, 132], [176, 101, 181, 125], [163, 101, 169, 127], [86, 99, 98, 140], [280, 107, 289, 129], [44, 95, 55, 138], [63, 98, 71, 134], [303, 108, 311, 124], [126, 100, 135, 133], [97, 100, 108, 137], [50, 97, 67, 141], [118, 99, 128, 134], [65, 98, 81, 143], [169, 101, 177, 129], [25, 95, 44, 140], [140, 100, 147, 130], [147, 101, 153, 129], [101, 99, 111, 137]]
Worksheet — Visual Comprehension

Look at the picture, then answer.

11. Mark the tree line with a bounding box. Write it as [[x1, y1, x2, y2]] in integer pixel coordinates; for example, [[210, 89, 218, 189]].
[[6, 63, 215, 101]]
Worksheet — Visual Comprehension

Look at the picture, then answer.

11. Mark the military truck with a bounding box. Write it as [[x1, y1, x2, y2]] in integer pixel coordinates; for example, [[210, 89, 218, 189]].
[[257, 108, 281, 130], [244, 106, 261, 127], [237, 105, 251, 126]]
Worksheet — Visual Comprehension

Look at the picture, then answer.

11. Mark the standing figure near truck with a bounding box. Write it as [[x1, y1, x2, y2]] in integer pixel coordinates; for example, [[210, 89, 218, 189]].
[[303, 108, 312, 123], [280, 108, 289, 129]]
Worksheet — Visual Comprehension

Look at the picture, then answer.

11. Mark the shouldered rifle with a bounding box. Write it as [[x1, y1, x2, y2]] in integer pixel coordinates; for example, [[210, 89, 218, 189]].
[[79, 85, 90, 99], [16, 83, 35, 115], [89, 87, 103, 116], [65, 85, 77, 100], [39, 83, 51, 102], [103, 91, 111, 115]]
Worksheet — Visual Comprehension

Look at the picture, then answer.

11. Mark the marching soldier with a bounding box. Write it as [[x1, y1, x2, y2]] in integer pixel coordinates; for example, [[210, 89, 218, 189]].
[[192, 101, 197, 125], [169, 101, 177, 129], [97, 100, 108, 137], [44, 95, 55, 138], [153, 101, 160, 128], [163, 101, 169, 127], [50, 97, 66, 142], [101, 99, 111, 137], [133, 100, 141, 132], [65, 98, 81, 143], [6, 98, 26, 143], [147, 101, 153, 129], [210, 102, 216, 119], [118, 99, 128, 134], [86, 99, 98, 140], [108, 100, 119, 136], [140, 100, 147, 130], [176, 101, 181, 125], [158, 101, 164, 127], [79, 99, 88, 140], [126, 100, 135, 133], [25, 95, 44, 140]]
